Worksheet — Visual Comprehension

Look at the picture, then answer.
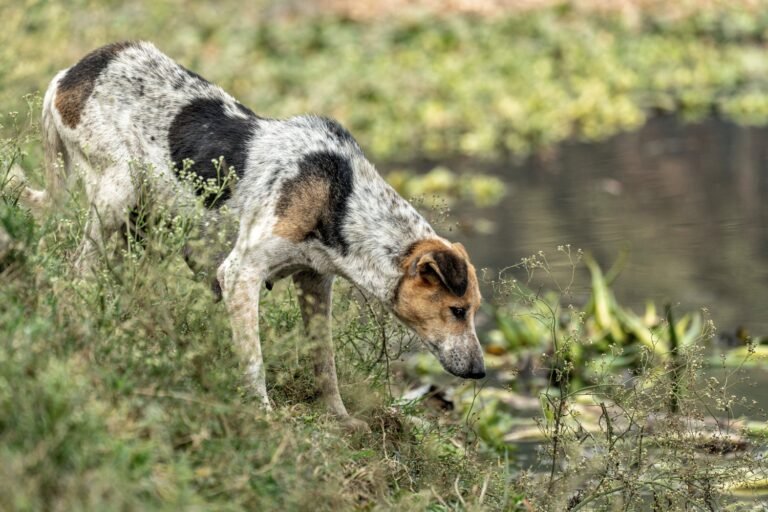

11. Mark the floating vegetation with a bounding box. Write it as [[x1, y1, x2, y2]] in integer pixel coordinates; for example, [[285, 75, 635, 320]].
[[486, 251, 709, 389], [6, 3, 768, 166], [449, 248, 768, 509], [387, 166, 507, 207]]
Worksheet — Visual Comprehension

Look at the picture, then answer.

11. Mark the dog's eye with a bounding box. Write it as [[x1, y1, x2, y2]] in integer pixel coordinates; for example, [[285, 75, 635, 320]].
[[450, 307, 467, 320]]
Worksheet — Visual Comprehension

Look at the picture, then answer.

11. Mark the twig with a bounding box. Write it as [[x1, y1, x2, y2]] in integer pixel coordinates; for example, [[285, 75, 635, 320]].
[[666, 304, 680, 414], [430, 486, 448, 508], [254, 434, 290, 476], [479, 474, 489, 504], [454, 475, 467, 509]]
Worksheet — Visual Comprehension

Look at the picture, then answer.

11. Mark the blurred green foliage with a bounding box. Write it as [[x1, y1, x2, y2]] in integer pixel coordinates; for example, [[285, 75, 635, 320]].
[[4, 1, 768, 165], [387, 166, 507, 207], [487, 253, 707, 388]]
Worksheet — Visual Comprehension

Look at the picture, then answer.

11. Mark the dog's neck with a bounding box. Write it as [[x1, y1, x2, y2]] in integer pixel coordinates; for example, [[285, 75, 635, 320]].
[[332, 157, 437, 306]]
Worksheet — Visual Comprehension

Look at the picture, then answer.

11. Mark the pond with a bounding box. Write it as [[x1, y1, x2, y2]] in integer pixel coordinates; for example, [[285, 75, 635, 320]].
[[445, 115, 768, 337]]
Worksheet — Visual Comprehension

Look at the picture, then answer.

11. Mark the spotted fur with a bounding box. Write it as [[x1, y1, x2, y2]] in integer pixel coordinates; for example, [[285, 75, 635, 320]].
[[55, 42, 136, 128], [24, 41, 486, 425]]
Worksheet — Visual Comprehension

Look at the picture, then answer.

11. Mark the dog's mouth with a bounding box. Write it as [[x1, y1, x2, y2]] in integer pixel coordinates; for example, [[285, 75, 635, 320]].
[[421, 337, 442, 357]]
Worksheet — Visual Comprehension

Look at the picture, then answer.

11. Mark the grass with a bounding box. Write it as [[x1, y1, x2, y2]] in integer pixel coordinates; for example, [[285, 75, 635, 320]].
[[0, 119, 509, 510]]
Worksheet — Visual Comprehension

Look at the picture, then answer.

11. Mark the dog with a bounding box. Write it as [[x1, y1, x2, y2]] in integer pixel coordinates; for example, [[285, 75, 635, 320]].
[[17, 41, 486, 427]]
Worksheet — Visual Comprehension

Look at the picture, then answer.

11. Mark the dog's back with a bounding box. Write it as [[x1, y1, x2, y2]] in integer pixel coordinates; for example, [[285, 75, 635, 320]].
[[43, 41, 258, 206], [42, 41, 373, 211]]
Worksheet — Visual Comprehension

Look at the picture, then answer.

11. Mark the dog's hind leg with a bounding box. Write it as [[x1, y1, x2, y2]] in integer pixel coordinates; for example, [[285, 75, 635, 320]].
[[74, 162, 137, 274], [293, 270, 369, 431]]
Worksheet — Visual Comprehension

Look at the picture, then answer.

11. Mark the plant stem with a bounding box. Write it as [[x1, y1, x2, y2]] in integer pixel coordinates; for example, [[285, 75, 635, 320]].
[[666, 304, 680, 414]]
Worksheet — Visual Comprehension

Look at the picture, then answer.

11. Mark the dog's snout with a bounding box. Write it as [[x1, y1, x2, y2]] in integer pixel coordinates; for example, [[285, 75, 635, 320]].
[[439, 347, 486, 379]]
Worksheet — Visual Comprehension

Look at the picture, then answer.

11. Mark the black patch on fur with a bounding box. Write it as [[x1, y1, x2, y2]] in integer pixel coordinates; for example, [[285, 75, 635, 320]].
[[265, 172, 279, 191], [168, 98, 258, 207], [399, 241, 420, 263], [56, 41, 135, 127], [432, 250, 469, 297], [392, 274, 407, 307], [321, 117, 358, 147], [58, 41, 133, 91], [276, 151, 354, 254]]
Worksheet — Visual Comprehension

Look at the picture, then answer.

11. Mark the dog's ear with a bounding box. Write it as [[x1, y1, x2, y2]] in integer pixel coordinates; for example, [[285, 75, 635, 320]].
[[409, 249, 469, 297], [452, 242, 469, 259]]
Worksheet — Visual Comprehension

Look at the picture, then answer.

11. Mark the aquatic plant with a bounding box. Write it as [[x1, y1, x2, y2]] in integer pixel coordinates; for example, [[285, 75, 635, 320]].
[[465, 247, 768, 509], [487, 250, 706, 387]]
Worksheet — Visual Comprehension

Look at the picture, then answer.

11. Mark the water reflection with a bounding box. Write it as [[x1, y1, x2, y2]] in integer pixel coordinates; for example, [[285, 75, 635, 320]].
[[401, 116, 768, 334]]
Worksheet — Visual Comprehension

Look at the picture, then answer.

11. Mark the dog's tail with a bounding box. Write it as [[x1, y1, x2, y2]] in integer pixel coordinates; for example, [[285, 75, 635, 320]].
[[40, 72, 69, 206], [8, 72, 69, 212], [5, 164, 49, 210]]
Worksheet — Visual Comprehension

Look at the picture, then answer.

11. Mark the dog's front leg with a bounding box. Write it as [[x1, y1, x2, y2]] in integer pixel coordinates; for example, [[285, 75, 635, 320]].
[[293, 270, 368, 432], [218, 250, 271, 410]]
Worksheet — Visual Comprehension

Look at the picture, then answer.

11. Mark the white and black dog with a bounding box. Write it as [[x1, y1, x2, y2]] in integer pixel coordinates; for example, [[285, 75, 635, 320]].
[[18, 41, 485, 428]]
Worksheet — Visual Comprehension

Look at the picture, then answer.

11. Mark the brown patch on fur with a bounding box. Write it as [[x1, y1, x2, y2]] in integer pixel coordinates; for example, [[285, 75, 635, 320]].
[[55, 42, 134, 128], [273, 175, 331, 242], [393, 238, 481, 341], [55, 83, 88, 129]]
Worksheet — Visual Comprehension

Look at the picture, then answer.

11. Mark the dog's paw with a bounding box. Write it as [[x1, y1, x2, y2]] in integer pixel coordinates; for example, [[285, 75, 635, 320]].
[[340, 416, 371, 434], [256, 397, 273, 415]]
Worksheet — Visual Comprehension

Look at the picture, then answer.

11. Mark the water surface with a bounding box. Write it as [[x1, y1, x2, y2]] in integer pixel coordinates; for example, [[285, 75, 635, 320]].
[[443, 116, 768, 335]]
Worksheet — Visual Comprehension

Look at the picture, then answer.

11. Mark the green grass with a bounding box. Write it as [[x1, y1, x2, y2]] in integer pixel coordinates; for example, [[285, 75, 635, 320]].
[[0, 82, 512, 508], [0, 130, 508, 510]]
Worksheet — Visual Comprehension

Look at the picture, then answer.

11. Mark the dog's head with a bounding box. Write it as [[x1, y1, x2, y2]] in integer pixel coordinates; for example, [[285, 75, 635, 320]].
[[393, 239, 485, 379]]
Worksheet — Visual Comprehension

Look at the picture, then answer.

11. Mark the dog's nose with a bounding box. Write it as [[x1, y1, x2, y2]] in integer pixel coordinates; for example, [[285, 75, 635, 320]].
[[466, 359, 486, 379], [465, 342, 487, 379], [467, 369, 486, 379]]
